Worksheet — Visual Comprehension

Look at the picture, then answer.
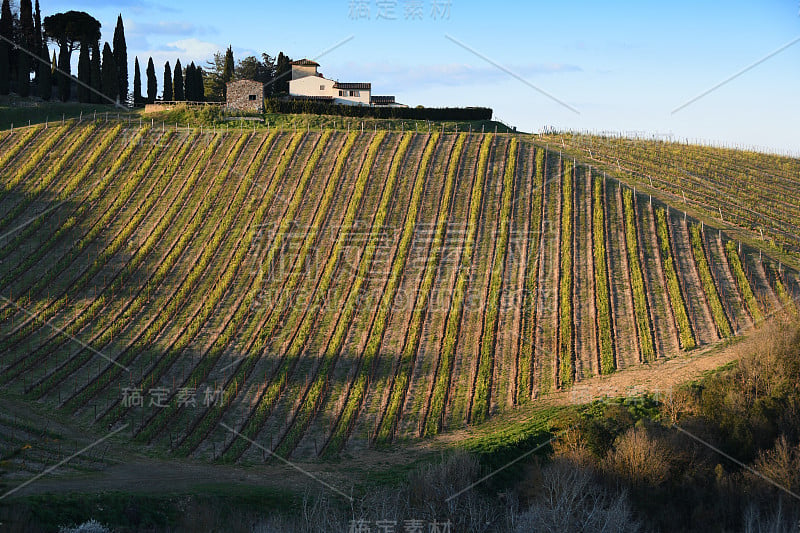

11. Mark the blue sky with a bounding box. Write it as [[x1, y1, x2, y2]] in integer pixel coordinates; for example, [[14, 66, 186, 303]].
[[41, 0, 800, 152]]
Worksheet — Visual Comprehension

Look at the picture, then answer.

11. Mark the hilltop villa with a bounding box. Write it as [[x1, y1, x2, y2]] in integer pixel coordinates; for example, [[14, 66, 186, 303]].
[[288, 59, 405, 107]]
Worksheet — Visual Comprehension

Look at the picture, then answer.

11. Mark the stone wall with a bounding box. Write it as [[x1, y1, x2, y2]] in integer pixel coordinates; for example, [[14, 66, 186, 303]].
[[226, 80, 264, 113]]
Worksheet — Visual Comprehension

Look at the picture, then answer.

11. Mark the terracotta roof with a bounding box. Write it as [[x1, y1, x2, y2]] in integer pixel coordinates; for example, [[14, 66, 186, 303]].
[[370, 95, 395, 104], [333, 82, 371, 90], [292, 59, 320, 66]]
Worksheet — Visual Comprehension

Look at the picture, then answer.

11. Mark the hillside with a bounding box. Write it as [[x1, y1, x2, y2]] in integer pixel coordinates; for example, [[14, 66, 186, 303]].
[[0, 121, 796, 471]]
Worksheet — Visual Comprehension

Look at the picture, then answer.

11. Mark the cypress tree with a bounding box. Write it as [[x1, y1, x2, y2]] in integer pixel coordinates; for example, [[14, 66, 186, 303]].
[[146, 56, 156, 103], [0, 0, 8, 95], [223, 46, 234, 82], [77, 43, 90, 102], [163, 61, 172, 101], [133, 56, 142, 106], [184, 61, 195, 100], [195, 66, 205, 102], [173, 58, 183, 101], [90, 42, 101, 103], [112, 14, 128, 104], [57, 44, 70, 101], [222, 45, 234, 99], [2, 0, 14, 91], [275, 52, 291, 94], [101, 42, 118, 102], [33, 0, 42, 83], [33, 1, 42, 51], [0, 38, 9, 95], [38, 42, 50, 99]]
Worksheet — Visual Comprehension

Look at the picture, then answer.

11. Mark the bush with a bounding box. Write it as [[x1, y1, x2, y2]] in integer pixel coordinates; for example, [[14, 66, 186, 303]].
[[515, 458, 641, 532], [265, 98, 492, 121], [605, 426, 674, 487]]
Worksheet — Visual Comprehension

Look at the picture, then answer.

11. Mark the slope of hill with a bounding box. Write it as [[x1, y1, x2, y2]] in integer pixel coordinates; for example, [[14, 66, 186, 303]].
[[0, 121, 796, 466], [538, 132, 800, 261]]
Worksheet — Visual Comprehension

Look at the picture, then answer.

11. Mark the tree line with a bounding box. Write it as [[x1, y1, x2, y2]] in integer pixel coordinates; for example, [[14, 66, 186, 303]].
[[265, 98, 494, 121]]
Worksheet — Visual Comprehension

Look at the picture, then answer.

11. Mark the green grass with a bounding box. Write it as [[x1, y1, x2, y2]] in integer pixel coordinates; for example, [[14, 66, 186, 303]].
[[0, 96, 132, 130]]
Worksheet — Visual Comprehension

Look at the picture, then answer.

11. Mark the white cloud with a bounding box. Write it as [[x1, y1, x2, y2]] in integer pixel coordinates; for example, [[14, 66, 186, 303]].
[[145, 38, 222, 69]]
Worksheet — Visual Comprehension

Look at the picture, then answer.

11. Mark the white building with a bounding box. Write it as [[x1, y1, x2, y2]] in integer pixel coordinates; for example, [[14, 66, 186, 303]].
[[288, 59, 404, 107]]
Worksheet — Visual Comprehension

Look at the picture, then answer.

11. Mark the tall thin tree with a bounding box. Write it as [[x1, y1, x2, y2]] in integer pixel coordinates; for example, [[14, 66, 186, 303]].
[[222, 45, 234, 98], [163, 61, 172, 101], [112, 14, 127, 104], [39, 43, 53, 100], [77, 43, 91, 102], [17, 0, 35, 96], [0, 0, 9, 95], [90, 41, 101, 103], [146, 56, 156, 103], [33, 0, 42, 81], [38, 42, 50, 99], [133, 56, 143, 106], [57, 44, 70, 101], [101, 42, 118, 102], [195, 66, 205, 102], [184, 61, 195, 101], [173, 58, 183, 101]]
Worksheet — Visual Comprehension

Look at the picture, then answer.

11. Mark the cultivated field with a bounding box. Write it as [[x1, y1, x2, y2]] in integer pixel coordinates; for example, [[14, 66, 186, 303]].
[[0, 121, 796, 468]]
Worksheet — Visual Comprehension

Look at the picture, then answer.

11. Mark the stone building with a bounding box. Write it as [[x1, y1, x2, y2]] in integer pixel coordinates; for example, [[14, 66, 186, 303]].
[[226, 79, 264, 112]]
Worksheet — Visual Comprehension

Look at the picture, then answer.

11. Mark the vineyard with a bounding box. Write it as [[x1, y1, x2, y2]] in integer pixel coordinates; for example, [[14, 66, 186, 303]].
[[0, 120, 797, 466]]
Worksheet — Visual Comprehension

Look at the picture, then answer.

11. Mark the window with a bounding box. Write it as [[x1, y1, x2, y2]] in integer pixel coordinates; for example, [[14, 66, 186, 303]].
[[320, 85, 325, 91], [339, 90, 344, 96], [248, 94, 256, 101], [349, 90, 359, 97]]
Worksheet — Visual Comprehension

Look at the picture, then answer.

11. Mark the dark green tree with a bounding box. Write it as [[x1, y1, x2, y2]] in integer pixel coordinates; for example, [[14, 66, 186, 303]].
[[0, 0, 10, 95], [33, 1, 42, 49], [19, 0, 35, 49], [37, 42, 50, 99], [0, 43, 7, 95], [195, 66, 205, 102], [146, 56, 156, 103], [235, 54, 274, 84], [204, 51, 226, 101], [112, 14, 127, 104], [275, 52, 291, 94], [133, 56, 142, 106], [223, 45, 234, 82], [57, 44, 70, 101], [33, 0, 42, 82], [184, 61, 195, 100], [172, 58, 183, 100], [101, 41, 117, 102], [90, 41, 101, 103], [77, 42, 90, 102], [163, 61, 172, 101], [221, 45, 234, 98], [43, 11, 101, 66], [16, 0, 34, 96]]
